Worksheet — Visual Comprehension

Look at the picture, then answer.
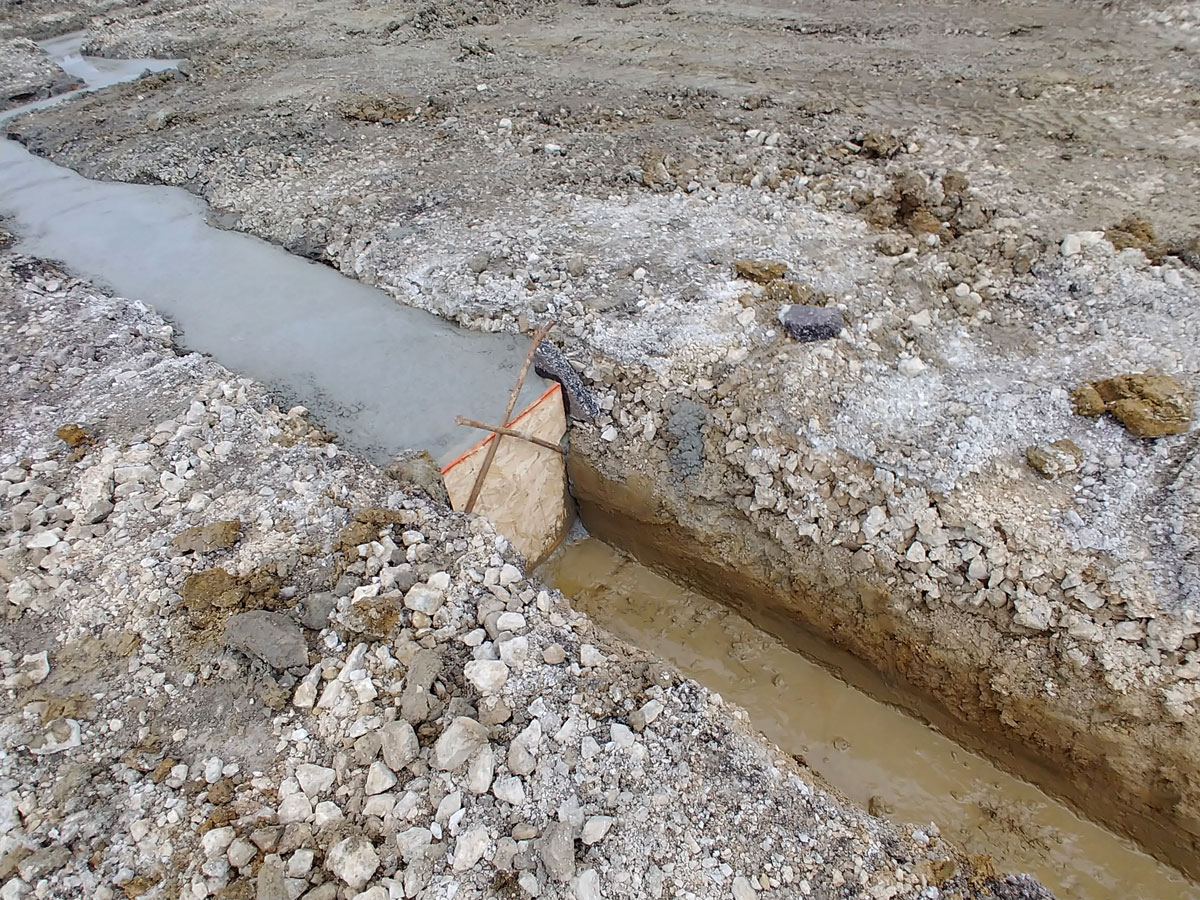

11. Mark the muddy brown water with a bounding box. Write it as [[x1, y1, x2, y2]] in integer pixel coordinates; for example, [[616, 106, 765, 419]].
[[540, 538, 1200, 900]]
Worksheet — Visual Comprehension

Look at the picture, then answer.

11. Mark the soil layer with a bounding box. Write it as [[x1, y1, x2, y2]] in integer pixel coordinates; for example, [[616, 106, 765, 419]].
[[568, 443, 1200, 879]]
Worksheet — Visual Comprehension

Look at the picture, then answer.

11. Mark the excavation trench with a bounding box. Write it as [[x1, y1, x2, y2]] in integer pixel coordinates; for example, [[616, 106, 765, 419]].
[[552, 450, 1200, 898], [539, 538, 1196, 900]]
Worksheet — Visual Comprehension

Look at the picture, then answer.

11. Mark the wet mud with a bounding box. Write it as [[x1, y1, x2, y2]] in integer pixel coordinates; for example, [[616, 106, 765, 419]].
[[540, 537, 1198, 900]]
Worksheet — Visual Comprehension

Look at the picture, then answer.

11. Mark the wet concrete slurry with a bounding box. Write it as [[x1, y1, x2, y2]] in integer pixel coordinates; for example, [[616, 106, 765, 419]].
[[0, 35, 543, 463]]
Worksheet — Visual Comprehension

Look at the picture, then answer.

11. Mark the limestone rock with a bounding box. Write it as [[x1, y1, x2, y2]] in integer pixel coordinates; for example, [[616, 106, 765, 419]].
[[467, 745, 495, 794], [276, 794, 312, 825], [404, 583, 445, 614], [432, 716, 489, 770], [581, 816, 614, 845], [364, 761, 397, 795], [492, 775, 526, 806], [227, 838, 256, 869], [1025, 440, 1083, 479], [380, 721, 420, 771], [396, 827, 433, 863], [17, 651, 49, 686], [325, 835, 379, 890], [27, 717, 81, 755], [464, 659, 509, 694], [573, 869, 602, 900], [579, 644, 605, 668], [629, 699, 664, 732], [452, 826, 490, 872], [295, 763, 335, 797], [508, 719, 542, 776], [1013, 592, 1053, 632], [1071, 374, 1193, 437]]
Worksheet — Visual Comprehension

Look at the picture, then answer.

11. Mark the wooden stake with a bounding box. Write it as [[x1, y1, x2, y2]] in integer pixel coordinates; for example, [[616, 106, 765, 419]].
[[463, 321, 555, 513], [455, 417, 563, 453]]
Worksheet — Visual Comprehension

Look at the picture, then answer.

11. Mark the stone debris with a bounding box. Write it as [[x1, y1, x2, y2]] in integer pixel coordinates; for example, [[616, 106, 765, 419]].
[[380, 720, 420, 770], [295, 763, 336, 797], [54, 422, 91, 447], [26, 716, 81, 755], [1025, 440, 1083, 479], [383, 449, 451, 506], [777, 304, 844, 342], [325, 835, 379, 890], [464, 658, 509, 694], [172, 518, 242, 553], [538, 820, 577, 882], [581, 815, 614, 845], [432, 716, 490, 770], [1071, 373, 1194, 437], [732, 259, 788, 284]]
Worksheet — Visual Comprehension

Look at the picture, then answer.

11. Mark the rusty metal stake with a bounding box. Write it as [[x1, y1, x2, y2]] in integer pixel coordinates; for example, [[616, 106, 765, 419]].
[[455, 416, 563, 453]]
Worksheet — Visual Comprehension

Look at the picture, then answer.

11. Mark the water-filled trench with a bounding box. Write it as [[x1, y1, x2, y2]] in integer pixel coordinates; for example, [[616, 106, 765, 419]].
[[540, 537, 1198, 900], [0, 35, 543, 466]]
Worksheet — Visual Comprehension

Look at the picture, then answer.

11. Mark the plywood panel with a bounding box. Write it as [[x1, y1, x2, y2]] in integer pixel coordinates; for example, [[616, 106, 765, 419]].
[[442, 384, 570, 566]]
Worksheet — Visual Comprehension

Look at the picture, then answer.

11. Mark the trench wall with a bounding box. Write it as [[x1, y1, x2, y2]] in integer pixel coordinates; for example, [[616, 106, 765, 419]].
[[567, 443, 1200, 879]]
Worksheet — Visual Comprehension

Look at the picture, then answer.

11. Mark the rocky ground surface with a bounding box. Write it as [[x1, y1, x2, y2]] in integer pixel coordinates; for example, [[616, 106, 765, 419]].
[[1, 0, 1199, 887], [0, 246, 1054, 899], [0, 38, 76, 111]]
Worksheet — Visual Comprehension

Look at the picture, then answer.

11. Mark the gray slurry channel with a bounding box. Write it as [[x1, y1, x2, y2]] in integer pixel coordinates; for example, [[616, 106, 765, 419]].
[[0, 35, 542, 464]]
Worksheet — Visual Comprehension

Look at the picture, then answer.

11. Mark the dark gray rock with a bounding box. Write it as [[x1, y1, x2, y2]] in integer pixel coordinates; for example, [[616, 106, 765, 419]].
[[777, 304, 843, 342], [255, 856, 288, 900], [984, 875, 1056, 900], [538, 820, 576, 882], [296, 592, 336, 631], [224, 611, 308, 670], [534, 341, 599, 420]]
